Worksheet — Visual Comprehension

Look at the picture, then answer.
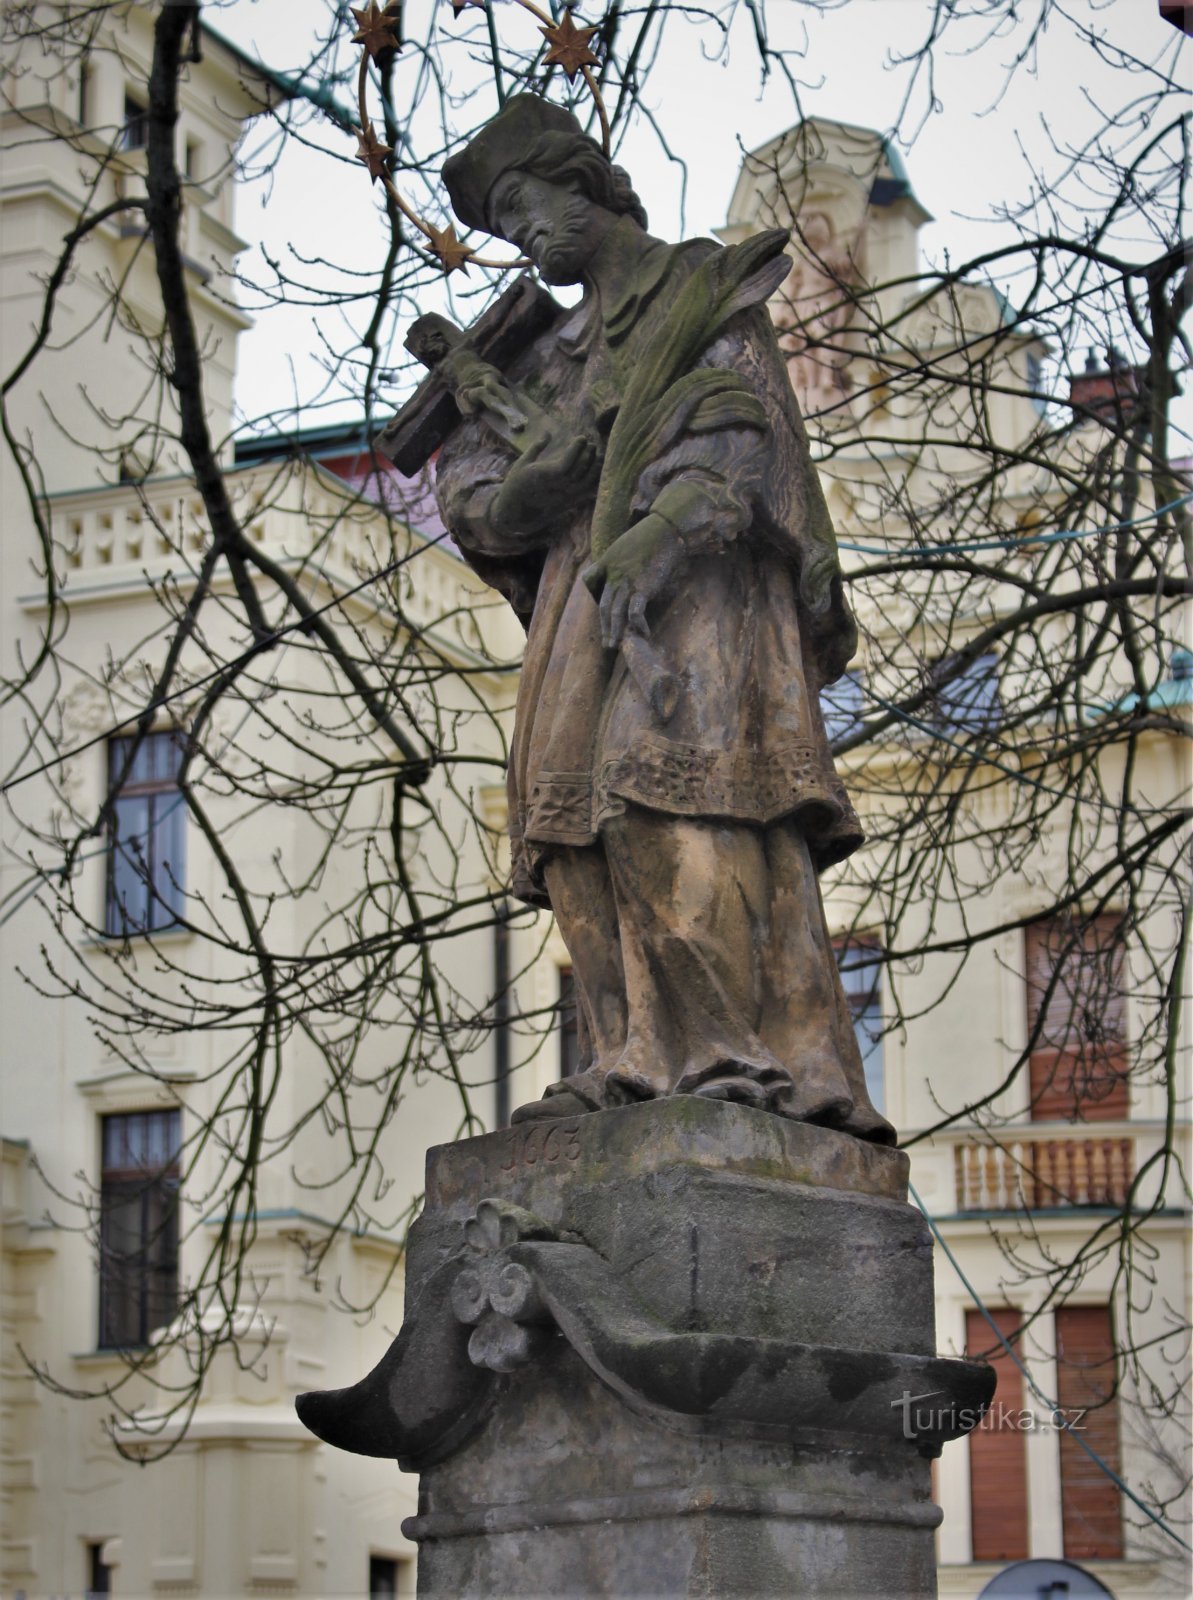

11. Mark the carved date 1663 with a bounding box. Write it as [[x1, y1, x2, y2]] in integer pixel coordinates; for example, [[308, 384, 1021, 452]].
[[499, 1120, 583, 1172]]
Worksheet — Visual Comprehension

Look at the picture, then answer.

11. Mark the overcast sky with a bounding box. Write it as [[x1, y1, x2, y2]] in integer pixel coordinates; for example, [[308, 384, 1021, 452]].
[[214, 0, 1190, 444]]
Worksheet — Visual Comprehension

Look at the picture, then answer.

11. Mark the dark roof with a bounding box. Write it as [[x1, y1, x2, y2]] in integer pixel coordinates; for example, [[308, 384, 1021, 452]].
[[200, 21, 355, 131], [234, 419, 375, 465], [234, 420, 454, 552]]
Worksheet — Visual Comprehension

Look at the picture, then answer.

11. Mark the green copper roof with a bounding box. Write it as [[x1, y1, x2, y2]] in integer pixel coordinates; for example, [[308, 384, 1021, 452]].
[[1085, 649, 1193, 720], [879, 135, 912, 189]]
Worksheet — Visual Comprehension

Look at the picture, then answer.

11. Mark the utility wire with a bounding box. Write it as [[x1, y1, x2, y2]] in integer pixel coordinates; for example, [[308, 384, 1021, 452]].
[[6, 489, 1189, 799], [837, 490, 1193, 558], [909, 1180, 1192, 1553]]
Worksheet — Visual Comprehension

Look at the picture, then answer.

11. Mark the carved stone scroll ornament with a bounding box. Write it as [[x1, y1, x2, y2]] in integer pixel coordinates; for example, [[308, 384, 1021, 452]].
[[296, 1197, 994, 1473]]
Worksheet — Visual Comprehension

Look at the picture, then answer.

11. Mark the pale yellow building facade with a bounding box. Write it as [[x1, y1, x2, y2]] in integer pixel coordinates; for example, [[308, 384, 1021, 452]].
[[0, 8, 552, 1594], [1, 11, 1189, 1599], [723, 118, 1191, 1600]]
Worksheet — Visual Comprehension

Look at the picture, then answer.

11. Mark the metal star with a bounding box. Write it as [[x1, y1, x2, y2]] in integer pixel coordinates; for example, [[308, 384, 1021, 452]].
[[540, 9, 599, 81], [448, 0, 485, 14], [355, 123, 394, 183], [351, 2, 402, 61], [424, 221, 472, 276]]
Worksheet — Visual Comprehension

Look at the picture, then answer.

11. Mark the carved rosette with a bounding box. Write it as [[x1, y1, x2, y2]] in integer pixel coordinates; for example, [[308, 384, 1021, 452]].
[[449, 1200, 556, 1372]]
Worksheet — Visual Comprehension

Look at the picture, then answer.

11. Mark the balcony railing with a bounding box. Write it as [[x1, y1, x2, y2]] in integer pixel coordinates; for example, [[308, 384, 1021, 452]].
[[954, 1130, 1134, 1211]]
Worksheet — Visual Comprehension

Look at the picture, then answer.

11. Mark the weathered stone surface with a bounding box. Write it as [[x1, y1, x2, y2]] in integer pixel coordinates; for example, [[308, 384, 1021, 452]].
[[408, 93, 893, 1140], [297, 1102, 993, 1597], [409, 1343, 943, 1599], [412, 1100, 931, 1357], [425, 1095, 907, 1214]]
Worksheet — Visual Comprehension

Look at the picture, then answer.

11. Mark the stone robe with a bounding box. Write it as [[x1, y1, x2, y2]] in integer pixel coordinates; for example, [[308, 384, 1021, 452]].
[[435, 225, 892, 1141]]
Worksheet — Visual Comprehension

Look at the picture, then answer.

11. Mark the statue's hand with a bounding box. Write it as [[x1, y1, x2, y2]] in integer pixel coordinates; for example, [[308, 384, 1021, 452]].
[[490, 432, 597, 537], [582, 514, 681, 650]]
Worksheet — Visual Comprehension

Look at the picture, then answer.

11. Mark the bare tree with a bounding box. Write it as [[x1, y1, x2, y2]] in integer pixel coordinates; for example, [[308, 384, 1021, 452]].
[[0, 2, 1188, 1539]]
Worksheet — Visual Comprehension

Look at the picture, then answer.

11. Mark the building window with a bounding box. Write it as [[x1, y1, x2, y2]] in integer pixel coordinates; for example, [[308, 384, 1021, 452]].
[[1025, 914, 1127, 1121], [835, 940, 885, 1114], [1055, 1305, 1123, 1560], [77, 60, 91, 130], [369, 1555, 397, 1599], [369, 1554, 413, 1598], [98, 1109, 181, 1349], [121, 93, 148, 151], [558, 967, 581, 1079], [1026, 350, 1047, 413], [931, 651, 1001, 733], [87, 1542, 112, 1599], [184, 137, 201, 180], [820, 669, 864, 744], [967, 1307, 1029, 1562], [105, 731, 187, 935]]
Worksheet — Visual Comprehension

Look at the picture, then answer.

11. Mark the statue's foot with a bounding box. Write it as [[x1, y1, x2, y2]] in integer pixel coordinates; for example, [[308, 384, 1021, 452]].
[[681, 1058, 853, 1129], [837, 1102, 898, 1147], [768, 1074, 897, 1146], [509, 1069, 608, 1124], [510, 1064, 897, 1147], [510, 1060, 668, 1124], [690, 1076, 770, 1111]]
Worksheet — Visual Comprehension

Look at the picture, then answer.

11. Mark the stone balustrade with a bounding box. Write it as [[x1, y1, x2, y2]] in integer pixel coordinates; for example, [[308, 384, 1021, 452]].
[[953, 1129, 1135, 1211], [39, 469, 501, 666]]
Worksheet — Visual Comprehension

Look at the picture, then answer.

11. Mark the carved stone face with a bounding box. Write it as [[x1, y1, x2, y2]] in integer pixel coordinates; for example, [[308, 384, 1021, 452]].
[[488, 170, 599, 286]]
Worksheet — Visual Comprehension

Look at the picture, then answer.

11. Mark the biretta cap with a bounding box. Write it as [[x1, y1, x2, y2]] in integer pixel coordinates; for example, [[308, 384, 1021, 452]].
[[443, 94, 589, 234]]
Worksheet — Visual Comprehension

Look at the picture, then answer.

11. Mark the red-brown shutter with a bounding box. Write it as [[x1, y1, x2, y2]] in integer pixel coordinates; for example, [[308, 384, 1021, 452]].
[[967, 1308, 1029, 1561], [1026, 914, 1128, 1121], [1055, 1305, 1123, 1560]]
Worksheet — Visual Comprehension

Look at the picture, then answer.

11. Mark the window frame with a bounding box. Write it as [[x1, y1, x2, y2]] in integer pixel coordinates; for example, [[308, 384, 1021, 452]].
[[121, 92, 148, 151], [86, 1541, 112, 1600], [97, 1108, 182, 1350], [820, 668, 865, 745], [1054, 1303, 1123, 1560], [369, 1554, 398, 1600], [104, 730, 187, 937], [558, 966, 581, 1079], [833, 936, 886, 1115], [966, 1306, 1030, 1562], [1024, 912, 1128, 1123], [929, 650, 1002, 735]]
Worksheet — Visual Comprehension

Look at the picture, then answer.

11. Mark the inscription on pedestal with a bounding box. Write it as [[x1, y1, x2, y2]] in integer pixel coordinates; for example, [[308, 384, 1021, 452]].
[[499, 1121, 584, 1172], [424, 1098, 909, 1218], [426, 1119, 587, 1215]]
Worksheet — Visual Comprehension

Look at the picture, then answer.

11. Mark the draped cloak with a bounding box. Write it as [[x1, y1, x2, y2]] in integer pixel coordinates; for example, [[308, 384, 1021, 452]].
[[434, 223, 865, 908]]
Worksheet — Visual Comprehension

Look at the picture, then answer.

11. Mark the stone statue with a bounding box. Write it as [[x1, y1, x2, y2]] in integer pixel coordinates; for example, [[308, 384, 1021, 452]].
[[299, 105, 1000, 1582], [403, 96, 892, 1143]]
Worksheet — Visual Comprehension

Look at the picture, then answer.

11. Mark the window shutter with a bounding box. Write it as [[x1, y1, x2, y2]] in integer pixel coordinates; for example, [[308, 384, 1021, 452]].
[[1026, 915, 1127, 1121], [966, 1308, 1029, 1562], [1055, 1305, 1123, 1560]]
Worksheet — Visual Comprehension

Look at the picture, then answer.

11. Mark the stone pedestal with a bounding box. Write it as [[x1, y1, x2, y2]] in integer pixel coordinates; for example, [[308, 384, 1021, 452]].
[[298, 1100, 992, 1598]]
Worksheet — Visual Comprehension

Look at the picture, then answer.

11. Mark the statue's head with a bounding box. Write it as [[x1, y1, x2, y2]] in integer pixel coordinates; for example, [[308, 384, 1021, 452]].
[[443, 95, 647, 285]]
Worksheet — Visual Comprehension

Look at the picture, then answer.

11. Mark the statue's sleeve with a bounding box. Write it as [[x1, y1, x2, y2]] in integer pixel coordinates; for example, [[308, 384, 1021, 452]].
[[627, 312, 781, 555], [435, 426, 523, 554], [434, 425, 546, 629]]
